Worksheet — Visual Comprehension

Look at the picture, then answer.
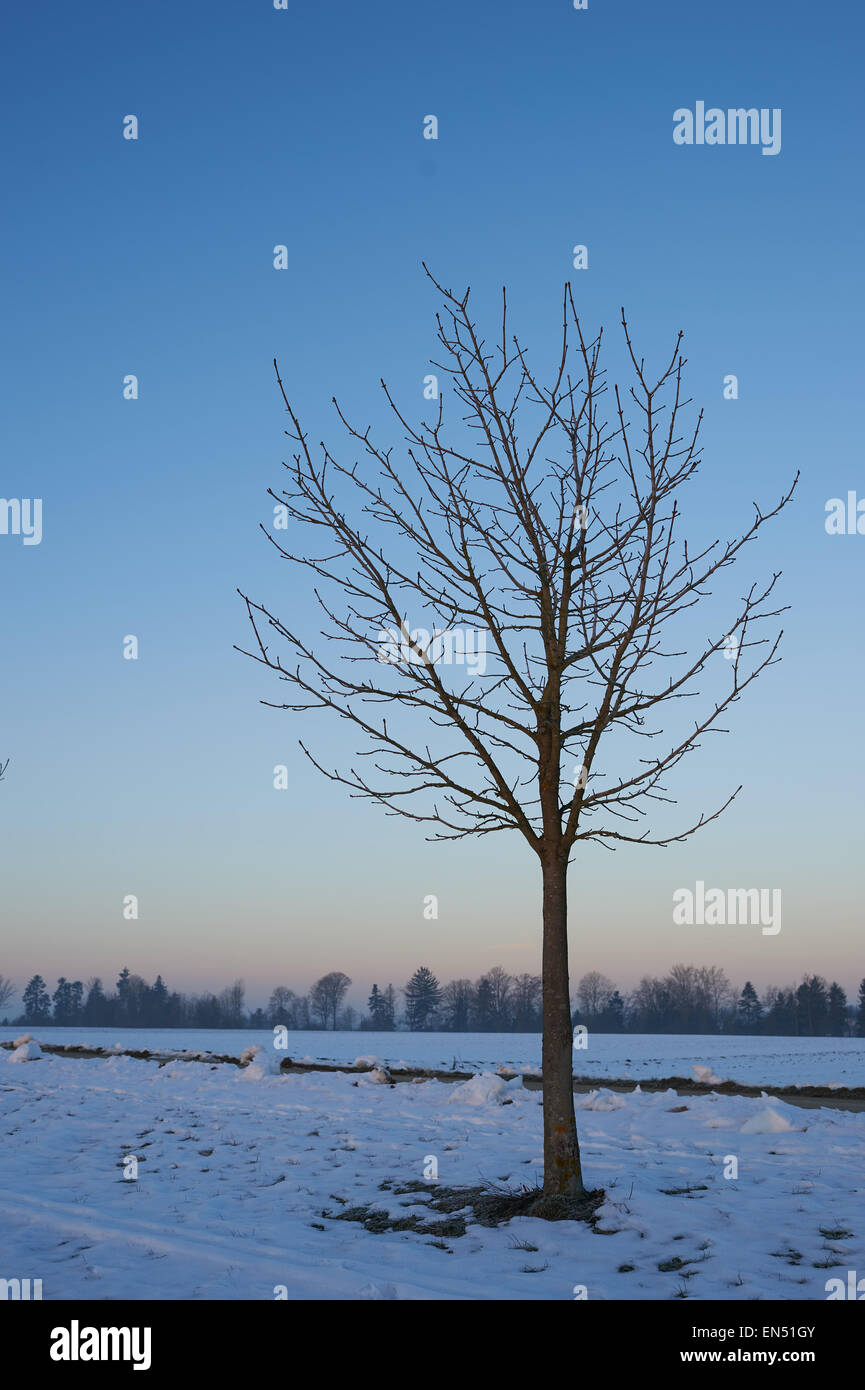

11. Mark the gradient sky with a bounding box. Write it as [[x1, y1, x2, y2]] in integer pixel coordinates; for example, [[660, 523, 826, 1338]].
[[1, 0, 862, 1014]]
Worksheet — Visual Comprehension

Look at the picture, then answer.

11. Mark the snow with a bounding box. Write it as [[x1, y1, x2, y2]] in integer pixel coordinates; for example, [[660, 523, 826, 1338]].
[[3, 1026, 863, 1087], [692, 1065, 724, 1085], [447, 1072, 512, 1105], [6, 1040, 43, 1062], [740, 1106, 795, 1135], [0, 1049, 862, 1300], [578, 1088, 627, 1111]]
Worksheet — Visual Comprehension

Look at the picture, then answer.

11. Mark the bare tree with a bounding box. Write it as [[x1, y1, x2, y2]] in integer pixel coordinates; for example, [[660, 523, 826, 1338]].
[[512, 972, 542, 1030], [0, 759, 8, 782], [697, 964, 733, 1030], [440, 977, 473, 1031], [239, 269, 796, 1198], [309, 971, 352, 1030], [0, 975, 15, 1012], [576, 970, 615, 1019], [219, 979, 246, 1027], [268, 985, 297, 1024], [484, 966, 513, 1026]]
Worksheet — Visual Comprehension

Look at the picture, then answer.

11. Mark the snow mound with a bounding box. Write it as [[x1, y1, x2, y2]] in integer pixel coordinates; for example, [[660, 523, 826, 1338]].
[[362, 1067, 392, 1084], [8, 1041, 43, 1062], [693, 1065, 724, 1085], [740, 1106, 793, 1134], [448, 1072, 508, 1106], [578, 1088, 626, 1111], [353, 1055, 385, 1070], [240, 1045, 260, 1065], [12, 1033, 32, 1047], [241, 1050, 284, 1078]]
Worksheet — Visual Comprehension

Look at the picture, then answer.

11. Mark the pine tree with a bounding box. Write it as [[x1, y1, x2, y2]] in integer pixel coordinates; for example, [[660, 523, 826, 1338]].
[[367, 984, 386, 1028], [52, 978, 83, 1025], [606, 990, 625, 1033], [68, 980, 83, 1020], [827, 982, 847, 1037], [737, 980, 761, 1033], [473, 976, 495, 1032], [765, 988, 796, 1036], [381, 984, 397, 1031], [366, 984, 397, 1030], [83, 978, 107, 1025], [404, 966, 441, 1030], [797, 975, 829, 1036], [150, 975, 168, 1024], [116, 967, 131, 1020], [52, 977, 70, 1023], [22, 975, 50, 1022]]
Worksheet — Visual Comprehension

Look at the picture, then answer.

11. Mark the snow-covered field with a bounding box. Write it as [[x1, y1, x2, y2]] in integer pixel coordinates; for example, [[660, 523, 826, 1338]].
[[3, 1027, 864, 1088], [1, 1045, 864, 1300]]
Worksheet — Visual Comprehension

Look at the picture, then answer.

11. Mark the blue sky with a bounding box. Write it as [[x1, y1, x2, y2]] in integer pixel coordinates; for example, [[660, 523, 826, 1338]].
[[1, 0, 862, 1012]]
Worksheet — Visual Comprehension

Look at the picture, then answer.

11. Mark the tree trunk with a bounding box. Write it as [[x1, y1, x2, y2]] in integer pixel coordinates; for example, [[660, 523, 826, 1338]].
[[541, 852, 584, 1195]]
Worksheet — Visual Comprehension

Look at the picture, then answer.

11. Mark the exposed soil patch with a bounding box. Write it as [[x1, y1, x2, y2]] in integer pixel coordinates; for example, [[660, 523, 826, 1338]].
[[325, 1179, 605, 1233]]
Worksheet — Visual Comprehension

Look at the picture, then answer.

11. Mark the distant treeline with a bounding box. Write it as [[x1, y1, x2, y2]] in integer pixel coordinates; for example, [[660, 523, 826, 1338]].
[[2, 964, 864, 1038]]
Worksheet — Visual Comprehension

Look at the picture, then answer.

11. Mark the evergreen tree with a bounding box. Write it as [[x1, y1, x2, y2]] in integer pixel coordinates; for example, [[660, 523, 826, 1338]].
[[404, 966, 441, 1030], [737, 981, 761, 1033], [71, 980, 83, 1017], [116, 967, 131, 1021], [52, 977, 70, 1022], [473, 975, 495, 1031], [605, 989, 625, 1033], [367, 984, 386, 1028], [797, 975, 829, 1036], [827, 982, 847, 1037], [22, 974, 51, 1022], [765, 988, 796, 1036], [83, 978, 108, 1025], [51, 978, 83, 1024], [150, 974, 169, 1024], [381, 984, 397, 1030]]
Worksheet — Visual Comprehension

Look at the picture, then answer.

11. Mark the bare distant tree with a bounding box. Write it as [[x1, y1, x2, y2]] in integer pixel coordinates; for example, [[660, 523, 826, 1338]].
[[440, 977, 473, 1031], [484, 966, 513, 1026], [239, 269, 796, 1198], [0, 758, 8, 782], [696, 964, 733, 1030], [576, 971, 615, 1019], [0, 975, 15, 1012], [268, 986, 297, 1024], [309, 971, 352, 1030], [512, 972, 542, 1030], [219, 979, 246, 1027]]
